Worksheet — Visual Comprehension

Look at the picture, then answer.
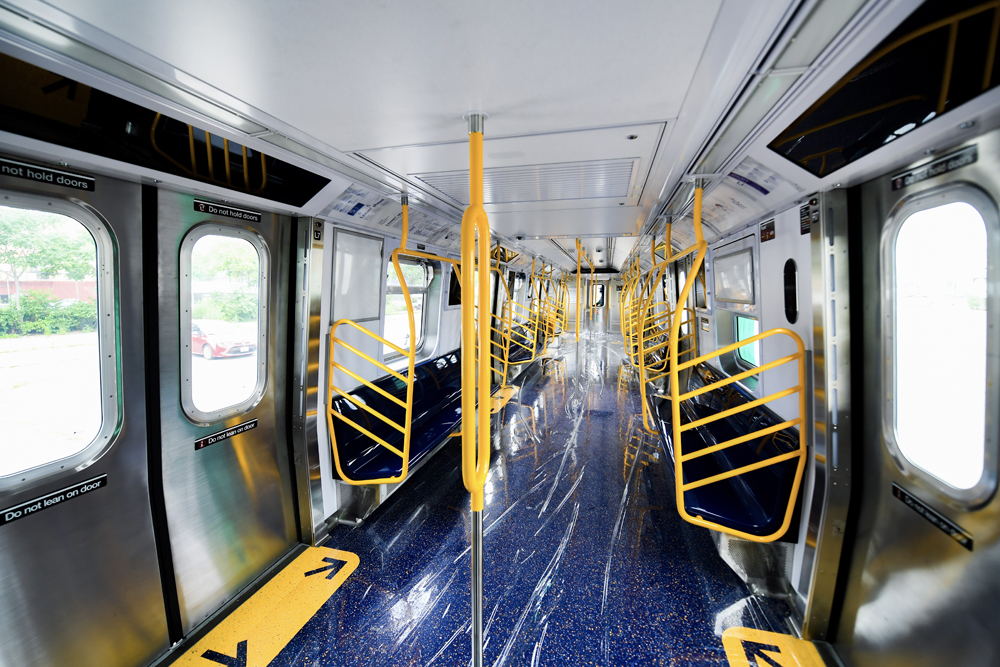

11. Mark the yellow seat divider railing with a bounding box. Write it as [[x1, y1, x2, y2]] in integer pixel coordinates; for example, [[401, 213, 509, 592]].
[[663, 181, 808, 543], [537, 262, 562, 337], [530, 261, 563, 354], [327, 195, 473, 485]]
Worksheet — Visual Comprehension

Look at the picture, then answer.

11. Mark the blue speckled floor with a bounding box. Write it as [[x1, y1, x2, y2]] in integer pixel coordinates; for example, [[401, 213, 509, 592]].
[[278, 332, 789, 666]]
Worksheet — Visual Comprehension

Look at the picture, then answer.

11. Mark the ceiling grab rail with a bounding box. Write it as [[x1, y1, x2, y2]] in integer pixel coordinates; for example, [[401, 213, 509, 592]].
[[667, 182, 808, 543], [461, 112, 491, 667]]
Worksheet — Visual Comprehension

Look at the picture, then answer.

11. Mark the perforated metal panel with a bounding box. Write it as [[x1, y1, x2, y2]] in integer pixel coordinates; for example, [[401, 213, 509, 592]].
[[412, 158, 638, 204], [713, 531, 793, 599]]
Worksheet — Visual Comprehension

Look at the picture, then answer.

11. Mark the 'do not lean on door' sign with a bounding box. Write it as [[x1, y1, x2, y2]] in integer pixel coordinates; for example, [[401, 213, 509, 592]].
[[195, 418, 258, 450], [0, 475, 108, 527]]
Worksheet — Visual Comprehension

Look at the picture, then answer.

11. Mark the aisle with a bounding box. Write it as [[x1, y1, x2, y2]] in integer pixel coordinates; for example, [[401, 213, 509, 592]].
[[278, 332, 789, 666]]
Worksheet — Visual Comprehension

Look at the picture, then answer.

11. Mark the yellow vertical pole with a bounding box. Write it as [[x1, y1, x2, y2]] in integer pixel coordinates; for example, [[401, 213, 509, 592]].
[[204, 131, 215, 180], [187, 125, 197, 174], [575, 239, 582, 341], [461, 113, 490, 667], [241, 145, 250, 191], [400, 195, 409, 249], [222, 138, 232, 186]]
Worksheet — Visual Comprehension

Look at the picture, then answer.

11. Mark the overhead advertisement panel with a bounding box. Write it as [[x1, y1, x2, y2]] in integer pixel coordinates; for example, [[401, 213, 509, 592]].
[[321, 184, 462, 252], [699, 156, 803, 235]]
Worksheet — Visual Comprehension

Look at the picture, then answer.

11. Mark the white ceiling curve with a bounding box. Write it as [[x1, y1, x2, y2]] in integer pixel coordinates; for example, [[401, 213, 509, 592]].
[[3, 0, 835, 272], [33, 0, 723, 151]]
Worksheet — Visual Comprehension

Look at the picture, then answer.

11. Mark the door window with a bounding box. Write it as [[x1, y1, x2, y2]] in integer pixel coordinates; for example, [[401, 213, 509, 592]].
[[593, 284, 606, 308], [883, 186, 998, 504], [889, 201, 989, 489], [180, 224, 269, 423], [0, 196, 118, 486]]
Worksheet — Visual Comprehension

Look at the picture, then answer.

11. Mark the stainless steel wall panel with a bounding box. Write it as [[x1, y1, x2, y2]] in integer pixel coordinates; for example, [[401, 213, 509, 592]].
[[837, 129, 1000, 666], [800, 190, 853, 641], [291, 217, 330, 544], [0, 168, 169, 667], [156, 190, 296, 633]]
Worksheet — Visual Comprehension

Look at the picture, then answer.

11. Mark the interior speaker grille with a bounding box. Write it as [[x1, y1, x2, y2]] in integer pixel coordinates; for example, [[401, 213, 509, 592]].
[[412, 158, 637, 205]]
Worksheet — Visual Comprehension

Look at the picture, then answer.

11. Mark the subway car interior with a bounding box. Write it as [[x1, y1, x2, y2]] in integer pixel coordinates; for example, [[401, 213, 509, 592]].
[[1, 1, 999, 665]]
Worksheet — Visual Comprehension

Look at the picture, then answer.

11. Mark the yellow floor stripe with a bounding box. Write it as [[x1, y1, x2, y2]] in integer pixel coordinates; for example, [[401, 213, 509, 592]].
[[172, 547, 359, 667], [491, 385, 519, 413], [722, 627, 825, 667]]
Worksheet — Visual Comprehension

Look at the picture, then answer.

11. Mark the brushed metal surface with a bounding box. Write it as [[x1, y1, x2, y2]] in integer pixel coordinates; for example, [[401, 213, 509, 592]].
[[838, 128, 1000, 666], [291, 217, 330, 544], [800, 190, 853, 640], [156, 190, 296, 633], [0, 167, 169, 667]]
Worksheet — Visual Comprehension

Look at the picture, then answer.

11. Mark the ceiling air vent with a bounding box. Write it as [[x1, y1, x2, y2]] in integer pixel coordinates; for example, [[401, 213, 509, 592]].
[[412, 158, 637, 205]]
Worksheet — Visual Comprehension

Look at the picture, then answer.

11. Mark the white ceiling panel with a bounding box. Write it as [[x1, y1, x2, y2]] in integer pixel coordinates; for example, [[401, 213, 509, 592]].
[[412, 158, 637, 206], [488, 206, 642, 240], [29, 0, 722, 151], [361, 123, 663, 219]]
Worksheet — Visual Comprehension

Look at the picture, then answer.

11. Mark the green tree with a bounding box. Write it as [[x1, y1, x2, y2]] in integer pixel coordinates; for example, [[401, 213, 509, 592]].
[[35, 232, 96, 299], [0, 207, 51, 304], [0, 207, 94, 305], [191, 237, 259, 322]]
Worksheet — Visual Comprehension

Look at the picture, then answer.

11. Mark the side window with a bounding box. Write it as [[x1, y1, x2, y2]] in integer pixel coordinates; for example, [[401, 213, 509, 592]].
[[734, 315, 760, 369], [448, 265, 461, 306], [884, 190, 997, 503], [180, 224, 269, 423], [593, 284, 606, 308], [0, 196, 118, 487], [384, 260, 432, 358], [713, 247, 754, 304], [694, 264, 708, 309]]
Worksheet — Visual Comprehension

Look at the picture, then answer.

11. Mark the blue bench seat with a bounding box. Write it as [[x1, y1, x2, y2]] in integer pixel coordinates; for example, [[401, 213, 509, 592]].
[[651, 364, 801, 540], [330, 349, 465, 481]]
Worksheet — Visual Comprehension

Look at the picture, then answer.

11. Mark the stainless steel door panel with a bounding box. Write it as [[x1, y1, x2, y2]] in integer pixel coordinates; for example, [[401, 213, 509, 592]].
[[839, 129, 1000, 666], [0, 171, 169, 667], [156, 190, 295, 632]]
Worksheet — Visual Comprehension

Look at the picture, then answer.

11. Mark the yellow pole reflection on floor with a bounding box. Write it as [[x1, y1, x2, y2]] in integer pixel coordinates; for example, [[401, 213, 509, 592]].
[[172, 547, 358, 667]]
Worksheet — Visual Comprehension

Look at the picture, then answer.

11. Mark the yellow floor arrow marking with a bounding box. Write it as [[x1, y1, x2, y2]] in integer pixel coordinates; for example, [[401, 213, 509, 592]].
[[491, 385, 519, 413], [172, 547, 359, 667], [722, 627, 825, 667]]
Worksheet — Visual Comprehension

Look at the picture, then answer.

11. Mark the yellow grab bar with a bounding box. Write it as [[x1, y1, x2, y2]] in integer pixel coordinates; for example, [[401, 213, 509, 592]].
[[461, 120, 491, 513]]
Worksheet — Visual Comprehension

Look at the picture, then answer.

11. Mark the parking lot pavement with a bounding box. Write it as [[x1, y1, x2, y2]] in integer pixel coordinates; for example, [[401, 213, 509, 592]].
[[0, 332, 102, 476], [191, 353, 259, 413]]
